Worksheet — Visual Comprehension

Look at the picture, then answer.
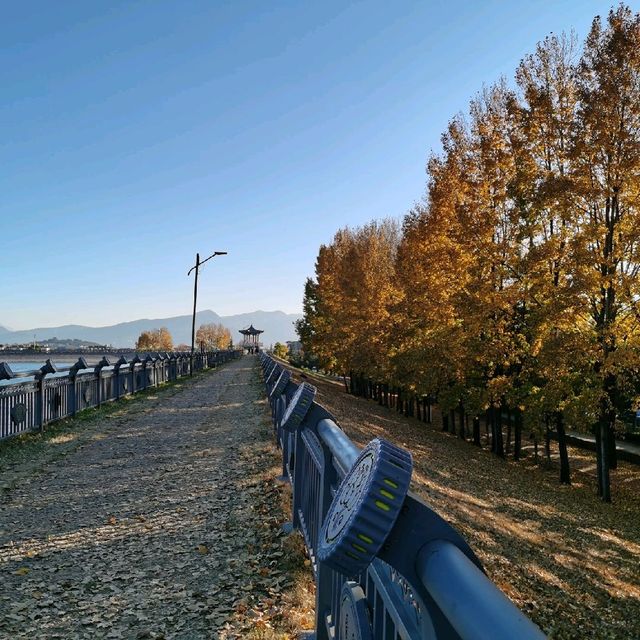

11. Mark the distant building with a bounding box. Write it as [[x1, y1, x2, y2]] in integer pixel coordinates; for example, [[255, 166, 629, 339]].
[[286, 340, 302, 356]]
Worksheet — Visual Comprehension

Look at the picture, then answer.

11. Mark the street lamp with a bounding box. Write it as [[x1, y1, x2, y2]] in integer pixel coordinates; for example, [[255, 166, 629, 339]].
[[187, 250, 227, 375]]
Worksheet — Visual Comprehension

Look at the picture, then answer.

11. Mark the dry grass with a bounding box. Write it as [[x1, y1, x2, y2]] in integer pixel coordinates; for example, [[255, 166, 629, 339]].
[[283, 365, 640, 640], [221, 370, 315, 640]]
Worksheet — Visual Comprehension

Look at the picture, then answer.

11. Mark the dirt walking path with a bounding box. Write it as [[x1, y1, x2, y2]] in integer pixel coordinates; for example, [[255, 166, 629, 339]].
[[0, 356, 283, 640]]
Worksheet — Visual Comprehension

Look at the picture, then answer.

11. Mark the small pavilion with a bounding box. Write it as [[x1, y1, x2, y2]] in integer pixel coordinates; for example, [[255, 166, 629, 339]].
[[239, 325, 264, 354]]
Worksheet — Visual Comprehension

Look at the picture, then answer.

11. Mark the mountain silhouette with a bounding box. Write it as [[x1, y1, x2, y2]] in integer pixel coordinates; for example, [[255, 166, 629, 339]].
[[0, 310, 301, 348]]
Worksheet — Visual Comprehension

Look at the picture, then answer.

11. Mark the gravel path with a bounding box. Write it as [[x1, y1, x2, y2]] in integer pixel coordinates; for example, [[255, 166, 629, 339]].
[[0, 356, 273, 639]]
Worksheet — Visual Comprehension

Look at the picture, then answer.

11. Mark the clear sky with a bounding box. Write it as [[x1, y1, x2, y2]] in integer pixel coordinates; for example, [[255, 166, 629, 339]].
[[0, 0, 625, 329]]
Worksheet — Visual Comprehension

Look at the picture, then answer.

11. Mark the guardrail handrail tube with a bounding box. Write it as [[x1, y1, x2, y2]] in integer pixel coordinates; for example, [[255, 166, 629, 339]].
[[416, 540, 542, 640], [259, 352, 546, 640], [316, 418, 360, 476]]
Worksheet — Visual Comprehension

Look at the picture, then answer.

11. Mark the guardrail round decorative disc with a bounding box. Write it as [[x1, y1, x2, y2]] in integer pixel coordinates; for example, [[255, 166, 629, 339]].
[[339, 581, 373, 640], [318, 438, 412, 576], [280, 382, 316, 431], [10, 403, 26, 425], [269, 370, 291, 398], [265, 366, 281, 389]]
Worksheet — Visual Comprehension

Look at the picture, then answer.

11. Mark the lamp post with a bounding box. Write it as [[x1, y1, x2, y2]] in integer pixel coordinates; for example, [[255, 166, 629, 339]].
[[187, 250, 227, 375]]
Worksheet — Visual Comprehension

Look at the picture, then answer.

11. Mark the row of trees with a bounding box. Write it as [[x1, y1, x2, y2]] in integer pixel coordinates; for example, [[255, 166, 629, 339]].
[[135, 323, 232, 352], [297, 7, 640, 502]]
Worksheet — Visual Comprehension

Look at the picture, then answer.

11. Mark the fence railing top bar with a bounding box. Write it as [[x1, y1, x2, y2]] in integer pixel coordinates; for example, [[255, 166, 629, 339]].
[[0, 364, 75, 379], [417, 540, 546, 640], [0, 351, 202, 382], [264, 356, 546, 639], [316, 417, 361, 476]]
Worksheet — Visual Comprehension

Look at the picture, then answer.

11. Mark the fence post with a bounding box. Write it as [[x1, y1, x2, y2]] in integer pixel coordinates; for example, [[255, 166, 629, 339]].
[[313, 435, 341, 640], [69, 357, 89, 417], [154, 353, 163, 384], [113, 357, 127, 400], [34, 359, 57, 432], [129, 355, 141, 393], [142, 355, 153, 389], [162, 353, 170, 381], [94, 356, 111, 407]]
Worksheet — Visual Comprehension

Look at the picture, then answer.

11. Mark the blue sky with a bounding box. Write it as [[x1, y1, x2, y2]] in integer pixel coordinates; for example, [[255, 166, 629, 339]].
[[0, 0, 623, 329]]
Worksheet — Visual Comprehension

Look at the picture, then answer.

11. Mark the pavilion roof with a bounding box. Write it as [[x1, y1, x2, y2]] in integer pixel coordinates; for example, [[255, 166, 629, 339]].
[[239, 324, 264, 336]]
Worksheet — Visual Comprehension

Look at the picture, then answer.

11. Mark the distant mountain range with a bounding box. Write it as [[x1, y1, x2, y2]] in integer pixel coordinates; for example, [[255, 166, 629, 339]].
[[0, 310, 301, 348]]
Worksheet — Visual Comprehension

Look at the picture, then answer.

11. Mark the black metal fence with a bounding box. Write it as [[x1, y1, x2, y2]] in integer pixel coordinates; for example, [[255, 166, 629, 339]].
[[0, 350, 240, 441], [259, 353, 546, 640]]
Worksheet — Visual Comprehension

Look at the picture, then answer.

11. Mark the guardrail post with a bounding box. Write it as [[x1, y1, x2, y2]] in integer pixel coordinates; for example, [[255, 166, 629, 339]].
[[167, 353, 174, 381], [313, 426, 340, 640], [94, 356, 111, 407], [69, 357, 89, 417], [142, 355, 153, 389], [180, 352, 189, 377], [113, 357, 128, 400], [34, 359, 57, 432], [154, 353, 163, 384], [129, 355, 141, 393]]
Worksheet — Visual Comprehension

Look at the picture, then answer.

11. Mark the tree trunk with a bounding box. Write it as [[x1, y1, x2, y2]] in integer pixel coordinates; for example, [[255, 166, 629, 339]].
[[598, 420, 611, 502], [449, 409, 456, 436], [506, 409, 512, 456], [556, 411, 571, 485], [473, 416, 481, 446], [595, 425, 604, 497], [594, 367, 618, 502], [495, 406, 505, 457], [442, 413, 449, 432], [544, 419, 551, 467], [608, 425, 618, 470], [514, 410, 522, 461], [459, 404, 466, 440]]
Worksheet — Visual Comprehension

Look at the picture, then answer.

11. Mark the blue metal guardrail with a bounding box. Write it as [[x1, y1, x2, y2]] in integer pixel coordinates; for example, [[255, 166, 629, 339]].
[[0, 350, 240, 441], [259, 353, 546, 640]]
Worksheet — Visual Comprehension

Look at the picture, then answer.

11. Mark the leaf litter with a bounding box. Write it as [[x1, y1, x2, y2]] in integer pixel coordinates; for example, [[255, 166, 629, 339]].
[[0, 357, 314, 639], [280, 364, 640, 640]]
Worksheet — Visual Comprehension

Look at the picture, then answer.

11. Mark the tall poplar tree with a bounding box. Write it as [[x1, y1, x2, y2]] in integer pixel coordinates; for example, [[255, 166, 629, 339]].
[[570, 6, 640, 501]]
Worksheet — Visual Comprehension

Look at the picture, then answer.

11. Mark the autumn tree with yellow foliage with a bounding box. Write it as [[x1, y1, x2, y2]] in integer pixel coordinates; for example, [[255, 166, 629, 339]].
[[196, 323, 232, 351], [298, 6, 640, 502], [303, 220, 400, 384], [135, 327, 174, 352]]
